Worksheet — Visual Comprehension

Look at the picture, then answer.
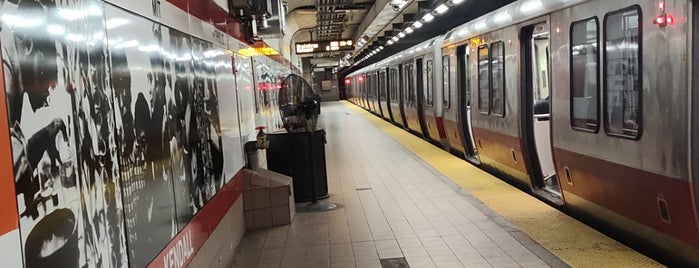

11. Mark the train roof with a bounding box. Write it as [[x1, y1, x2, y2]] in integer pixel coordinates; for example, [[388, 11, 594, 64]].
[[348, 0, 595, 77], [442, 0, 592, 46], [348, 35, 444, 76]]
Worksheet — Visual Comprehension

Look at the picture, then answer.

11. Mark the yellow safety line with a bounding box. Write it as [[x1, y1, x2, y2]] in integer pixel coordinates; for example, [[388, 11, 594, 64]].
[[343, 101, 662, 268]]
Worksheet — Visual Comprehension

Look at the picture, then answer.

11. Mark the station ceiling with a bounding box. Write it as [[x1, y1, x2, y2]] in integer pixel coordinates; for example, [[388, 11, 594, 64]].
[[284, 0, 516, 74]]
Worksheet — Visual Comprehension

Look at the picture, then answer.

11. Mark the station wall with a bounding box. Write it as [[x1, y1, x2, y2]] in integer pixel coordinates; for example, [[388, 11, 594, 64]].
[[0, 0, 291, 267]]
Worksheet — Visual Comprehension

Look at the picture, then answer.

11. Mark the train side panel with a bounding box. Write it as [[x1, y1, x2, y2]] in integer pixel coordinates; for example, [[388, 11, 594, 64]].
[[550, 0, 699, 264]]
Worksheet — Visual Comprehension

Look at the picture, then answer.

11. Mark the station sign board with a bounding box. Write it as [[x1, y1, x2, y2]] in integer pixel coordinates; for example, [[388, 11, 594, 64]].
[[295, 39, 353, 54]]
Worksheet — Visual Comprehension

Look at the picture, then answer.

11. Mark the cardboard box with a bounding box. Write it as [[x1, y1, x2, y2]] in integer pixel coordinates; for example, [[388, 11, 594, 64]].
[[242, 168, 295, 230]]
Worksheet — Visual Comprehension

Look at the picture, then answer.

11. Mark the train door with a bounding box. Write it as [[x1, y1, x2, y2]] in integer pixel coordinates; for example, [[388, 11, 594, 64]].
[[378, 71, 385, 118], [416, 58, 429, 136], [388, 67, 399, 124], [457, 44, 479, 161], [521, 22, 561, 197]]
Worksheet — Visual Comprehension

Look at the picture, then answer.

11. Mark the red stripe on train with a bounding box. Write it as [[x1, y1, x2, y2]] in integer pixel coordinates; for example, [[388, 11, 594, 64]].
[[554, 147, 699, 248], [435, 117, 447, 139]]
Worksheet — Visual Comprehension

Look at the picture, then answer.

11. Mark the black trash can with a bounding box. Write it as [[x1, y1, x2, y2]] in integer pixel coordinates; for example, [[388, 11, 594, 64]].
[[266, 129, 328, 203]]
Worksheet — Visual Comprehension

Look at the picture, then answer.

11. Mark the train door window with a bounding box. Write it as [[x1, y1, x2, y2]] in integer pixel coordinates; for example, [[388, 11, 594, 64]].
[[461, 46, 471, 107], [490, 41, 505, 116], [372, 74, 377, 99], [442, 55, 451, 108], [407, 64, 415, 104], [478, 45, 490, 114], [426, 60, 434, 106], [388, 70, 393, 100], [379, 72, 386, 99], [370, 74, 373, 95], [381, 72, 389, 99], [604, 6, 642, 139], [570, 18, 600, 132], [367, 74, 371, 97], [391, 70, 395, 100], [390, 68, 397, 101], [377, 73, 381, 99], [534, 34, 550, 103], [403, 66, 408, 103], [375, 73, 379, 99]]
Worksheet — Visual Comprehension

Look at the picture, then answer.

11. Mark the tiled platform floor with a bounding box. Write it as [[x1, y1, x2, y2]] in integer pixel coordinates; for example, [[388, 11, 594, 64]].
[[231, 102, 565, 268]]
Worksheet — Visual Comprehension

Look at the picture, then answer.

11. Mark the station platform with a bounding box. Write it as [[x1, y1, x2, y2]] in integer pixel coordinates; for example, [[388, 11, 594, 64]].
[[231, 101, 661, 268]]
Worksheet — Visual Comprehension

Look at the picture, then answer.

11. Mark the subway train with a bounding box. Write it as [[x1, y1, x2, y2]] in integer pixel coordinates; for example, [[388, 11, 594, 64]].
[[346, 0, 699, 265]]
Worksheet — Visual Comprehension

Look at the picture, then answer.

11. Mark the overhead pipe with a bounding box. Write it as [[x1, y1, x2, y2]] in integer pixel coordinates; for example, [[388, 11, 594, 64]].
[[286, 3, 372, 16]]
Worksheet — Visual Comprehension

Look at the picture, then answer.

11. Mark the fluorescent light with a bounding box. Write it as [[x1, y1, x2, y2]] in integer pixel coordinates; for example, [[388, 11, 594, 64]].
[[452, 0, 465, 4], [412, 21, 423, 29], [387, 40, 394, 45], [435, 4, 449, 14], [391, 36, 399, 42], [398, 32, 406, 38], [405, 27, 414, 34], [378, 46, 384, 50], [422, 13, 435, 22]]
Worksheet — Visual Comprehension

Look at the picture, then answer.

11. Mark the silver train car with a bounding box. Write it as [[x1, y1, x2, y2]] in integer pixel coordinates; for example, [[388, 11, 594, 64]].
[[346, 0, 699, 265]]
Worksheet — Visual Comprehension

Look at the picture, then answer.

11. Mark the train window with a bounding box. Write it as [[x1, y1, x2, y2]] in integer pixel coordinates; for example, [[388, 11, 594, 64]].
[[478, 45, 490, 114], [442, 55, 451, 108], [604, 6, 642, 139], [490, 41, 505, 116], [570, 18, 599, 132], [426, 60, 434, 106]]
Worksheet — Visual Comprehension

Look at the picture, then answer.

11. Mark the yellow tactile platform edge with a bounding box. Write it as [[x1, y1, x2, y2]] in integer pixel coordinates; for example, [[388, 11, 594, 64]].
[[343, 101, 662, 268]]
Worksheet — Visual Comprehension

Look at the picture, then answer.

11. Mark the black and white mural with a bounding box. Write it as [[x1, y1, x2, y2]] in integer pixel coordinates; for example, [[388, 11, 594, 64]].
[[1, 0, 127, 267], [105, 4, 225, 266], [189, 38, 225, 211], [161, 28, 226, 229], [105, 5, 177, 267], [0, 0, 256, 266]]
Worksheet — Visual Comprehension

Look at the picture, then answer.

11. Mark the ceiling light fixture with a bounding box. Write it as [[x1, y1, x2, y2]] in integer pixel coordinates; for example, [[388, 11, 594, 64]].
[[435, 4, 449, 14]]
